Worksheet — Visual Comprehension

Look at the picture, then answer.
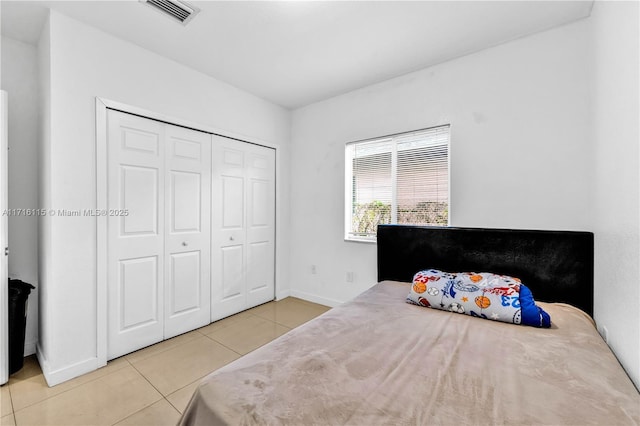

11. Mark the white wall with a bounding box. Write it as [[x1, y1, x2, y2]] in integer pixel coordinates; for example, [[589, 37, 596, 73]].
[[0, 37, 40, 356], [590, 0, 639, 388], [0, 5, 2, 86], [38, 10, 291, 385], [289, 19, 592, 306]]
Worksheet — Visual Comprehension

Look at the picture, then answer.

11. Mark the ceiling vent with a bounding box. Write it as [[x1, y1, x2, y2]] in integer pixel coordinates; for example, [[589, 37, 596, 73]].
[[141, 0, 200, 25]]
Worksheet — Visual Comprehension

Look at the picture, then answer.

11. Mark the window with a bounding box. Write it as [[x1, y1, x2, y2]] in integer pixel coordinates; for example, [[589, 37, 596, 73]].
[[345, 125, 450, 241]]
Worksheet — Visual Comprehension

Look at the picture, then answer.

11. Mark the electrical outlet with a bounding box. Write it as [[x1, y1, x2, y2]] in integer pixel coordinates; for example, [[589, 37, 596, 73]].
[[346, 272, 354, 282], [601, 325, 609, 344]]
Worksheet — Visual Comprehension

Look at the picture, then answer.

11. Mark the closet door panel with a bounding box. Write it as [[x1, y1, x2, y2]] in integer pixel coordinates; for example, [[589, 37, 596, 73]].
[[164, 124, 211, 339], [211, 137, 247, 320], [108, 111, 213, 357], [169, 251, 201, 313], [212, 137, 276, 319], [247, 242, 273, 294], [120, 166, 159, 235], [119, 257, 160, 330], [170, 171, 201, 231], [245, 146, 276, 307], [222, 176, 244, 228], [221, 245, 244, 299], [107, 110, 164, 360]]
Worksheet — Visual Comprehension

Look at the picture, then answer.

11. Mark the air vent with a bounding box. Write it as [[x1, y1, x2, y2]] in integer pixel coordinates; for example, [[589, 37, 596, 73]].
[[142, 0, 200, 25]]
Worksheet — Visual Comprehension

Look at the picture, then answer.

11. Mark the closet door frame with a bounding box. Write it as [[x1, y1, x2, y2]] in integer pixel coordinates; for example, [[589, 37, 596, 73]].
[[96, 97, 279, 367]]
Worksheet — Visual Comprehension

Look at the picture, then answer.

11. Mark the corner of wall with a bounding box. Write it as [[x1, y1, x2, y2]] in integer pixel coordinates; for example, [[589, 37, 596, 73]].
[[36, 10, 52, 366], [588, 0, 640, 389]]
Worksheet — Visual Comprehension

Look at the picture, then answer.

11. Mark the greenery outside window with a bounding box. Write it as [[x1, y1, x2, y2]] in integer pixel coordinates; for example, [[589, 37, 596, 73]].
[[344, 125, 450, 242]]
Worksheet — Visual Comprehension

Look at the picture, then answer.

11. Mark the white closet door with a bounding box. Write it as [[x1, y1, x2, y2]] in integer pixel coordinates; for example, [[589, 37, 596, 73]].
[[107, 110, 212, 358], [107, 110, 165, 359], [163, 124, 211, 338], [211, 137, 247, 320], [245, 144, 276, 307], [211, 136, 275, 321]]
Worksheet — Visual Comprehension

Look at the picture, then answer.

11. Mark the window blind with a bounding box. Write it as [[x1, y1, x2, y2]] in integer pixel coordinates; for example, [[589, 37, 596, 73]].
[[346, 125, 449, 240]]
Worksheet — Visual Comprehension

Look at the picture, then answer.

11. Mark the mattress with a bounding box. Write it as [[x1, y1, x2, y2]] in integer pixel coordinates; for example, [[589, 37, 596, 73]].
[[179, 281, 640, 425]]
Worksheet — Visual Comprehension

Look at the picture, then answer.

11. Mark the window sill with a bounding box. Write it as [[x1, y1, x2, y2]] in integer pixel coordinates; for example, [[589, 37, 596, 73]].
[[344, 236, 377, 244]]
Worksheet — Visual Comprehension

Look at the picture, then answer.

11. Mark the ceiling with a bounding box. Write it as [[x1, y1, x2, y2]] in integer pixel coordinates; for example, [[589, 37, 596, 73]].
[[1, 1, 593, 109]]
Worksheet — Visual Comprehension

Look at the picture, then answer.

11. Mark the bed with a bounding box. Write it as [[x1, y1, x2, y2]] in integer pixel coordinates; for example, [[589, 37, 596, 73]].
[[179, 225, 640, 425]]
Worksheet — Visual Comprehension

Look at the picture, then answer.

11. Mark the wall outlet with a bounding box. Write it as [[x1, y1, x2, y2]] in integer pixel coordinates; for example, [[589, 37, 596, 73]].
[[346, 271, 354, 282], [311, 265, 317, 275], [601, 325, 609, 344]]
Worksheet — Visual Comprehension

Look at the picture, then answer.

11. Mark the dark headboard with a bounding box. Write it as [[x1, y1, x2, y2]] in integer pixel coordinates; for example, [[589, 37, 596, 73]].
[[377, 225, 594, 316]]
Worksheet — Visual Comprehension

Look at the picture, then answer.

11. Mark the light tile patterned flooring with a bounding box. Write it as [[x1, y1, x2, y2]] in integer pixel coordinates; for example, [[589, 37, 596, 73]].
[[0, 297, 330, 426]]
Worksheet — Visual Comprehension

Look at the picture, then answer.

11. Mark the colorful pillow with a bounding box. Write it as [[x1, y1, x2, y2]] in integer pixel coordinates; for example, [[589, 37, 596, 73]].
[[406, 269, 551, 328]]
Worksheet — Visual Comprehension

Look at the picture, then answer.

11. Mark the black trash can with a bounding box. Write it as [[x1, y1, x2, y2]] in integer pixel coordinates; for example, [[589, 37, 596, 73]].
[[8, 278, 35, 374]]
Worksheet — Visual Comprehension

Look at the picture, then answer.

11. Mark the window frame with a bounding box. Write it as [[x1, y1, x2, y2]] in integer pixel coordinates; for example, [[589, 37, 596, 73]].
[[344, 125, 451, 243]]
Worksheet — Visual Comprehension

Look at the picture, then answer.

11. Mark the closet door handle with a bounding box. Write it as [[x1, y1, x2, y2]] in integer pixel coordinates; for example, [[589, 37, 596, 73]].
[[182, 241, 188, 247], [229, 236, 234, 241]]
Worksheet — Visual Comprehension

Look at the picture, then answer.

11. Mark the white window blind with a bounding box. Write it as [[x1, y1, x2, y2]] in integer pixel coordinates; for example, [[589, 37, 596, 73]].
[[345, 125, 449, 241]]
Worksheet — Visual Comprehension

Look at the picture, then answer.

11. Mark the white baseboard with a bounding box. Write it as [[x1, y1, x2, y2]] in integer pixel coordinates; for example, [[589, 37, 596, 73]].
[[289, 290, 343, 308], [37, 345, 106, 387], [275, 288, 291, 301]]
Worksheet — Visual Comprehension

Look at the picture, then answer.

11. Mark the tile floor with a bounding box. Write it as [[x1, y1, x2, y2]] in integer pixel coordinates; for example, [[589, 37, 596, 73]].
[[0, 297, 330, 426]]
